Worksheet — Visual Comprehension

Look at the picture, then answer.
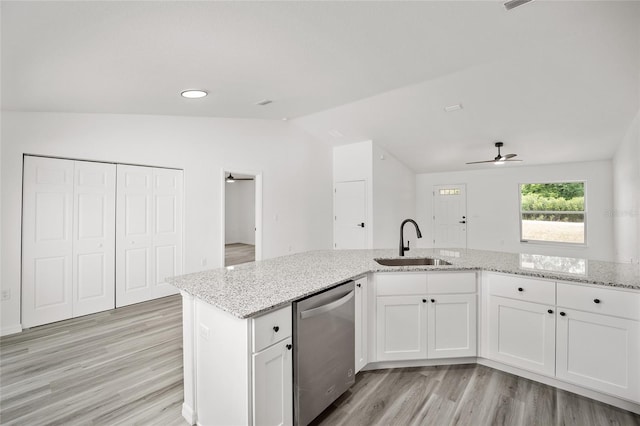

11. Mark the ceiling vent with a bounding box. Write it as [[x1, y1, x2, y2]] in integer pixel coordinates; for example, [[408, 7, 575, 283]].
[[255, 99, 273, 106], [504, 0, 534, 11]]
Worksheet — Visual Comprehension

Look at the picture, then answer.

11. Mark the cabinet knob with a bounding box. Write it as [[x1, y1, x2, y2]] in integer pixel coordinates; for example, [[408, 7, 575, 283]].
[[422, 299, 427, 303], [547, 309, 553, 314], [593, 298, 600, 304], [517, 287, 524, 292], [560, 312, 566, 317], [430, 299, 436, 303], [273, 326, 279, 332], [356, 283, 361, 288], [286, 344, 292, 350]]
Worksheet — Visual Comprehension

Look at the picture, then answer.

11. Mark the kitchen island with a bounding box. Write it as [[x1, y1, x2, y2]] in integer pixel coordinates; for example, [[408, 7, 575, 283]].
[[169, 249, 640, 425]]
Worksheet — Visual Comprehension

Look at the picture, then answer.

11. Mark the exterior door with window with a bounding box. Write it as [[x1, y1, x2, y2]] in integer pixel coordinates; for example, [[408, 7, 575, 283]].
[[433, 184, 467, 248], [334, 180, 367, 249]]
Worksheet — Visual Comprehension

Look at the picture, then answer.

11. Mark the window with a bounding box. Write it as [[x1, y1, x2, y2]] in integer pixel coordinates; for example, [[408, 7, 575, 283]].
[[519, 182, 585, 244], [439, 188, 460, 195]]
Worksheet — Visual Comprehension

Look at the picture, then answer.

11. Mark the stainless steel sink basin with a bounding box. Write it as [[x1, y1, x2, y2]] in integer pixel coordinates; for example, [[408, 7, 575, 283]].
[[374, 257, 452, 266]]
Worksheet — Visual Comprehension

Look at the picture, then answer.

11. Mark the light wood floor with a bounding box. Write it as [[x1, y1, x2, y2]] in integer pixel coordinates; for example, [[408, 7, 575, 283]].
[[2, 295, 639, 426], [312, 364, 640, 426], [225, 242, 255, 266]]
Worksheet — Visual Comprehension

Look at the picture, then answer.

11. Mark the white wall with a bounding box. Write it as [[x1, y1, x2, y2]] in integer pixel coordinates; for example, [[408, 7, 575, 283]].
[[1, 111, 333, 334], [416, 160, 615, 261], [612, 111, 640, 264], [225, 180, 256, 245], [372, 144, 416, 249]]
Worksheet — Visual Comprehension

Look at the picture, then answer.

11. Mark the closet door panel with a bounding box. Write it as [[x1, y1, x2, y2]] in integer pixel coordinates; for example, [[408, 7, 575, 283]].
[[153, 168, 183, 298], [116, 165, 154, 307], [22, 156, 74, 328], [73, 161, 116, 317]]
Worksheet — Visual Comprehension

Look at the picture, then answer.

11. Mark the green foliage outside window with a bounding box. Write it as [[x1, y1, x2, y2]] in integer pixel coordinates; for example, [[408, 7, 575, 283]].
[[520, 182, 585, 223]]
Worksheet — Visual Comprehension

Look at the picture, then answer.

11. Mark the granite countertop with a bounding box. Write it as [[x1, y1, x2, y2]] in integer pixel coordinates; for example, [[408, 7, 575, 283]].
[[168, 248, 640, 319]]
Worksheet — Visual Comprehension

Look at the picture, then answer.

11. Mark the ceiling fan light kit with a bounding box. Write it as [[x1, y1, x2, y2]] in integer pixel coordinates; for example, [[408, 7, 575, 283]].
[[466, 142, 523, 165]]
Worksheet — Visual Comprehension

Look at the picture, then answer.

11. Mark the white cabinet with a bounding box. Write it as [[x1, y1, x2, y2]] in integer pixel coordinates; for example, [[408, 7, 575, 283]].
[[253, 337, 293, 426], [22, 156, 116, 328], [488, 295, 556, 376], [428, 293, 476, 358], [354, 276, 368, 372], [375, 272, 477, 362], [556, 283, 640, 401], [376, 295, 427, 361]]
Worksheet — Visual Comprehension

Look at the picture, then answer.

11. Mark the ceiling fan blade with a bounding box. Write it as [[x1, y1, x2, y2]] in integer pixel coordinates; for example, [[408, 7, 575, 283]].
[[465, 160, 497, 164], [503, 153, 517, 159], [503, 159, 522, 162]]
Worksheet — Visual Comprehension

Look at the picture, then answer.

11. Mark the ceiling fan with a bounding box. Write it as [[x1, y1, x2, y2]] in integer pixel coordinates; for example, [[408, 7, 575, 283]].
[[225, 173, 254, 183], [466, 142, 522, 165]]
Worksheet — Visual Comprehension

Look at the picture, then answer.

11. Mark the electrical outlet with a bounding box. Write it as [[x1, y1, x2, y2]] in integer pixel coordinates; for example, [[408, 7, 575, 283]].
[[201, 257, 207, 267], [199, 323, 210, 340], [1, 290, 10, 301]]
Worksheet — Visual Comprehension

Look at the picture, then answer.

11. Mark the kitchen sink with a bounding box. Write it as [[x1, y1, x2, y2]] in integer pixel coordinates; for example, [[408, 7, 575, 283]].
[[374, 257, 452, 266]]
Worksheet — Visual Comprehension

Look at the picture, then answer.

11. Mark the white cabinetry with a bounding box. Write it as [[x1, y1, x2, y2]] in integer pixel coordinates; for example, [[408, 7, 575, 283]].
[[556, 283, 640, 401], [487, 273, 556, 376], [354, 276, 368, 372], [375, 272, 477, 362], [253, 337, 293, 426]]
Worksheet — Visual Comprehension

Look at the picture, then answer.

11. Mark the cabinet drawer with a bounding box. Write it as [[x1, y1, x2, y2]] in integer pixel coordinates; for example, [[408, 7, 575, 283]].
[[252, 305, 292, 353], [488, 273, 555, 305], [376, 272, 427, 296], [428, 272, 476, 294], [557, 283, 640, 320]]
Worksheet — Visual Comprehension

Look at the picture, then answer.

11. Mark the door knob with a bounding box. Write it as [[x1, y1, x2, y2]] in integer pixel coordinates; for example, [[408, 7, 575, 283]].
[[459, 220, 466, 224], [357, 223, 365, 228]]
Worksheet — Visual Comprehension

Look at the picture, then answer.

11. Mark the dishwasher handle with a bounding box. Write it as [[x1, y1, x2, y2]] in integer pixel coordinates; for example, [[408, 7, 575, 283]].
[[299, 290, 354, 320]]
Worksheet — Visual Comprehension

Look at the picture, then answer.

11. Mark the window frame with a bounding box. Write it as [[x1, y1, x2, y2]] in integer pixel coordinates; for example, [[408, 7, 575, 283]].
[[518, 181, 587, 247]]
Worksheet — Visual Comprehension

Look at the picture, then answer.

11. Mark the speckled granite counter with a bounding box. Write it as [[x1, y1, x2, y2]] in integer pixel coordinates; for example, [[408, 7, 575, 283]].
[[168, 248, 640, 319]]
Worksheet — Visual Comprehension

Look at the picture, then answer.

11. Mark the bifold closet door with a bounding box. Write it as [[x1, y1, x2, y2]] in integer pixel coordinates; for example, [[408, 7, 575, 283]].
[[22, 157, 116, 328], [22, 157, 75, 328], [116, 165, 182, 307], [72, 161, 116, 317]]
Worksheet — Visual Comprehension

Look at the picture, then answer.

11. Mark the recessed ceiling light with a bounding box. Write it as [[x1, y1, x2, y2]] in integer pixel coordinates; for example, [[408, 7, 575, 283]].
[[328, 130, 344, 138], [444, 104, 463, 112], [282, 117, 288, 121], [181, 90, 208, 99], [504, 0, 534, 11], [255, 99, 273, 106]]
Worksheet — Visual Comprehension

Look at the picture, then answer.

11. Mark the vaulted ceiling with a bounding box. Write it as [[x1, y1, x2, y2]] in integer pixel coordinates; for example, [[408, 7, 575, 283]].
[[2, 1, 639, 172]]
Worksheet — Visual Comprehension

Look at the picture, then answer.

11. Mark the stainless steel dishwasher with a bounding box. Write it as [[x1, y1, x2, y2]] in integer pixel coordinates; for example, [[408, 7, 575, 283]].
[[293, 280, 355, 426]]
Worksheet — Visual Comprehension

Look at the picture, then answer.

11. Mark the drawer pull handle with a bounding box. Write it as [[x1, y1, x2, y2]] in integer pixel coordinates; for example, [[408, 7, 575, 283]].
[[431, 299, 436, 303], [547, 309, 553, 314], [273, 326, 279, 332], [286, 344, 292, 350], [517, 287, 524, 292], [560, 312, 566, 317], [593, 298, 601, 304], [356, 283, 361, 288], [422, 299, 427, 303]]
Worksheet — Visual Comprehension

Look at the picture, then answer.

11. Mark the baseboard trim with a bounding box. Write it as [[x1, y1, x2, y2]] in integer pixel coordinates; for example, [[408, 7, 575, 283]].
[[182, 402, 197, 425], [1, 324, 23, 336], [363, 357, 476, 371]]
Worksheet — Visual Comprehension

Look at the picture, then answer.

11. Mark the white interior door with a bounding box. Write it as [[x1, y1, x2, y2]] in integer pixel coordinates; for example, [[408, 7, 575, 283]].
[[22, 156, 75, 328], [334, 180, 367, 249], [72, 161, 116, 317], [116, 165, 183, 307], [433, 184, 467, 248], [116, 165, 154, 307], [152, 168, 183, 299]]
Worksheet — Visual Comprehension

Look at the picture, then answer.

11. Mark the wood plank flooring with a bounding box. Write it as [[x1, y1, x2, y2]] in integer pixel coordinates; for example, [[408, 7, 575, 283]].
[[312, 365, 640, 426], [2, 295, 639, 425], [0, 296, 185, 426], [225, 243, 255, 266]]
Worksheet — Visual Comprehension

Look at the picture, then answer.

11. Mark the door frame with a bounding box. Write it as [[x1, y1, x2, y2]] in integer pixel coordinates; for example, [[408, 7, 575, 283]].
[[220, 168, 263, 267], [432, 183, 467, 249]]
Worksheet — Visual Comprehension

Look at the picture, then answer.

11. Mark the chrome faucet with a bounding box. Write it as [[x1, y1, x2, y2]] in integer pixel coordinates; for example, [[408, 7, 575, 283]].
[[399, 219, 423, 256]]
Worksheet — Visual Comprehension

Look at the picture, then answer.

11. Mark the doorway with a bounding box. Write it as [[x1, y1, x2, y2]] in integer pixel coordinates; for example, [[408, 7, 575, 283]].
[[222, 170, 262, 266], [433, 184, 467, 248]]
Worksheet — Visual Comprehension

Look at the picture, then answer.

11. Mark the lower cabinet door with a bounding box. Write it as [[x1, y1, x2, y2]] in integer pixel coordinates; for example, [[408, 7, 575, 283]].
[[488, 296, 555, 376], [556, 308, 640, 401], [253, 337, 293, 426], [427, 294, 476, 358], [376, 296, 427, 361]]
